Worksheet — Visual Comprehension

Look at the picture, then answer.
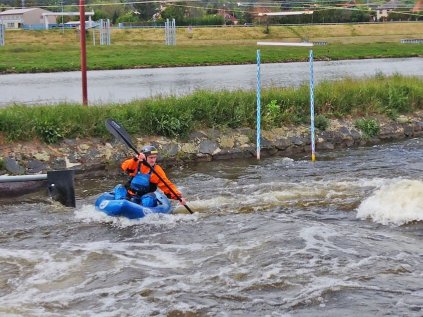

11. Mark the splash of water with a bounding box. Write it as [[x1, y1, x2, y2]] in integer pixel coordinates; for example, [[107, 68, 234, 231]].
[[74, 204, 198, 228], [356, 179, 423, 226]]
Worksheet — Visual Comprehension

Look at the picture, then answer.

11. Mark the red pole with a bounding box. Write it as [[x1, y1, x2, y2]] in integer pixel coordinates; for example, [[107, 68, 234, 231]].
[[79, 0, 88, 106]]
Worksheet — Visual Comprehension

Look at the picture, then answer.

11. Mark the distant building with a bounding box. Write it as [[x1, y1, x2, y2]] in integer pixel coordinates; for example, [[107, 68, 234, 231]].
[[337, 0, 357, 8], [412, 0, 423, 12], [0, 8, 56, 29], [376, 0, 401, 21], [250, 7, 272, 24], [217, 9, 238, 25]]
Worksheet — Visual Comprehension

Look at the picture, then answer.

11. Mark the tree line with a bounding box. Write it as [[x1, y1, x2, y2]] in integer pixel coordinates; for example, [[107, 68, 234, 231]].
[[1, 0, 422, 26]]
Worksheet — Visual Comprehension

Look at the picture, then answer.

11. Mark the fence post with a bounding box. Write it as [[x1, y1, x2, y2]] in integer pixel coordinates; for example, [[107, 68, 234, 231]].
[[99, 19, 111, 46], [165, 18, 176, 45]]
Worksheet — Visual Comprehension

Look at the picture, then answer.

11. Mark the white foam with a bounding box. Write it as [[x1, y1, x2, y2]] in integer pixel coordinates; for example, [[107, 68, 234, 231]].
[[171, 177, 392, 214], [285, 276, 361, 309], [356, 179, 423, 225], [74, 204, 110, 222], [74, 204, 198, 228]]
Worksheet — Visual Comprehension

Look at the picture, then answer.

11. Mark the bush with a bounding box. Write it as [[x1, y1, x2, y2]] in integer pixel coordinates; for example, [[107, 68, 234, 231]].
[[35, 119, 64, 144], [153, 113, 192, 138], [262, 99, 280, 129], [314, 115, 329, 131], [355, 118, 380, 138], [386, 83, 411, 118]]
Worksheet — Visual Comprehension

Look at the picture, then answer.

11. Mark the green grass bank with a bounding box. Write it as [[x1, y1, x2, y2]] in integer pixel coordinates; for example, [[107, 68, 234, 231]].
[[1, 23, 422, 73], [1, 74, 422, 144]]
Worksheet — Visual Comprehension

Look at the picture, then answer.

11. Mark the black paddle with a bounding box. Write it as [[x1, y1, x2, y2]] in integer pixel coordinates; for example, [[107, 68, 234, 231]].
[[105, 118, 193, 214]]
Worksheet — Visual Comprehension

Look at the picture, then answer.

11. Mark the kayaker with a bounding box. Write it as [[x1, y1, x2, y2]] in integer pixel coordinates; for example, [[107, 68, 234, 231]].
[[121, 145, 187, 207]]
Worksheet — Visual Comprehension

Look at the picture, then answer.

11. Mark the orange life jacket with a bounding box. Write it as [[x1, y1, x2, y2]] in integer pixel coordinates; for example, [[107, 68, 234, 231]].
[[121, 158, 181, 200]]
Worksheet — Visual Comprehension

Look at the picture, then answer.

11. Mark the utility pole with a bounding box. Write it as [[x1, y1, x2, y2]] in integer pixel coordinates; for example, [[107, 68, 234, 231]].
[[79, 0, 88, 106], [61, 0, 64, 33]]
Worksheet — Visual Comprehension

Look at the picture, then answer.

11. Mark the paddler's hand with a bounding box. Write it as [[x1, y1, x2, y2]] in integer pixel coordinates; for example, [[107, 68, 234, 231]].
[[137, 153, 146, 161], [178, 196, 187, 206]]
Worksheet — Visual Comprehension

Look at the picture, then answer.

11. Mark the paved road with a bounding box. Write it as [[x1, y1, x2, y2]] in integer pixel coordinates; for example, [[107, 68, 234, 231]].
[[1, 57, 422, 107]]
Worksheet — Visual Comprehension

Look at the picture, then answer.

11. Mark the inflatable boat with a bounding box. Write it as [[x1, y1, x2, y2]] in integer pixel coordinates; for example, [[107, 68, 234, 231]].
[[95, 184, 173, 219]]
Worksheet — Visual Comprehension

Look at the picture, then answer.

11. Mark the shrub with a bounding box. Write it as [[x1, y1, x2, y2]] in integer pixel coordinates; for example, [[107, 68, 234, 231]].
[[355, 118, 380, 138], [314, 115, 329, 131], [35, 119, 64, 144], [262, 99, 280, 129], [386, 84, 411, 116], [153, 113, 192, 138]]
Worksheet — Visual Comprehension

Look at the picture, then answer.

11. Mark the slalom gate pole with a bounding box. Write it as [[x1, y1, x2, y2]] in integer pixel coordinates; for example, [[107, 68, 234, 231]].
[[309, 49, 316, 162], [256, 49, 261, 160], [256, 41, 314, 161]]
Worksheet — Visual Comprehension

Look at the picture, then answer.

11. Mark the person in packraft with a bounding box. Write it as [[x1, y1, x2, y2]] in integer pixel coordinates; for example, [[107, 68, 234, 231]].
[[121, 145, 187, 207]]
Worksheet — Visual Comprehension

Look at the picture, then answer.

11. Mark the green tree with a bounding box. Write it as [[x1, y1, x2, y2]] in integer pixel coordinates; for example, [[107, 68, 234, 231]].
[[161, 4, 187, 22], [116, 11, 140, 23], [132, 1, 160, 21]]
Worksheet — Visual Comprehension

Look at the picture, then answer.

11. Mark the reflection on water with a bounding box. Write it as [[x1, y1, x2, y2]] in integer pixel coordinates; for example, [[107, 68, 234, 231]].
[[0, 138, 422, 316]]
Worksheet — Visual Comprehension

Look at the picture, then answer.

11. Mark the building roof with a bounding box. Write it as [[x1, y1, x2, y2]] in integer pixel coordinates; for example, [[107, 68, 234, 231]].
[[251, 7, 273, 16], [412, 0, 423, 12], [337, 0, 357, 8], [377, 0, 402, 10], [0, 8, 40, 15]]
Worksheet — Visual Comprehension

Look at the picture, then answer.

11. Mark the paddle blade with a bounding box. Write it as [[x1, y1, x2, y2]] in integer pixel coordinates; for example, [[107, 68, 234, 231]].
[[105, 118, 139, 154]]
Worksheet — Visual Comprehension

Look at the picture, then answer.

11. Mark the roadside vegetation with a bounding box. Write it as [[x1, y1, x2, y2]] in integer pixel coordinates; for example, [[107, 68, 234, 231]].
[[0, 74, 422, 144], [1, 22, 422, 73], [4, 0, 420, 26]]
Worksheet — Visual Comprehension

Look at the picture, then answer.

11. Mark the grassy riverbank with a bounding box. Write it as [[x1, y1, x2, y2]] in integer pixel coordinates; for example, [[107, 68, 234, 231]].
[[1, 22, 422, 73], [0, 75, 422, 144]]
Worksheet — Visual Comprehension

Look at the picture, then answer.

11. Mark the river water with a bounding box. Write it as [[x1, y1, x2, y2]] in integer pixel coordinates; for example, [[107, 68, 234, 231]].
[[1, 138, 422, 316], [1, 57, 423, 106]]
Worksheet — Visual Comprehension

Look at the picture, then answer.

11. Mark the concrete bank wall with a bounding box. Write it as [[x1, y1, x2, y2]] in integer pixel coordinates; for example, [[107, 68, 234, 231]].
[[1, 113, 423, 179]]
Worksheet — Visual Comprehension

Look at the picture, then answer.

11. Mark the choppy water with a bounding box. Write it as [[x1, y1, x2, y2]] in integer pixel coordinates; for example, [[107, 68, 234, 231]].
[[1, 138, 422, 316]]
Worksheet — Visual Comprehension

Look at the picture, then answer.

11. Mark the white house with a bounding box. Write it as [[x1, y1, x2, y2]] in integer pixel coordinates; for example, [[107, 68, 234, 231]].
[[376, 0, 401, 21], [0, 8, 56, 29], [41, 11, 95, 30]]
